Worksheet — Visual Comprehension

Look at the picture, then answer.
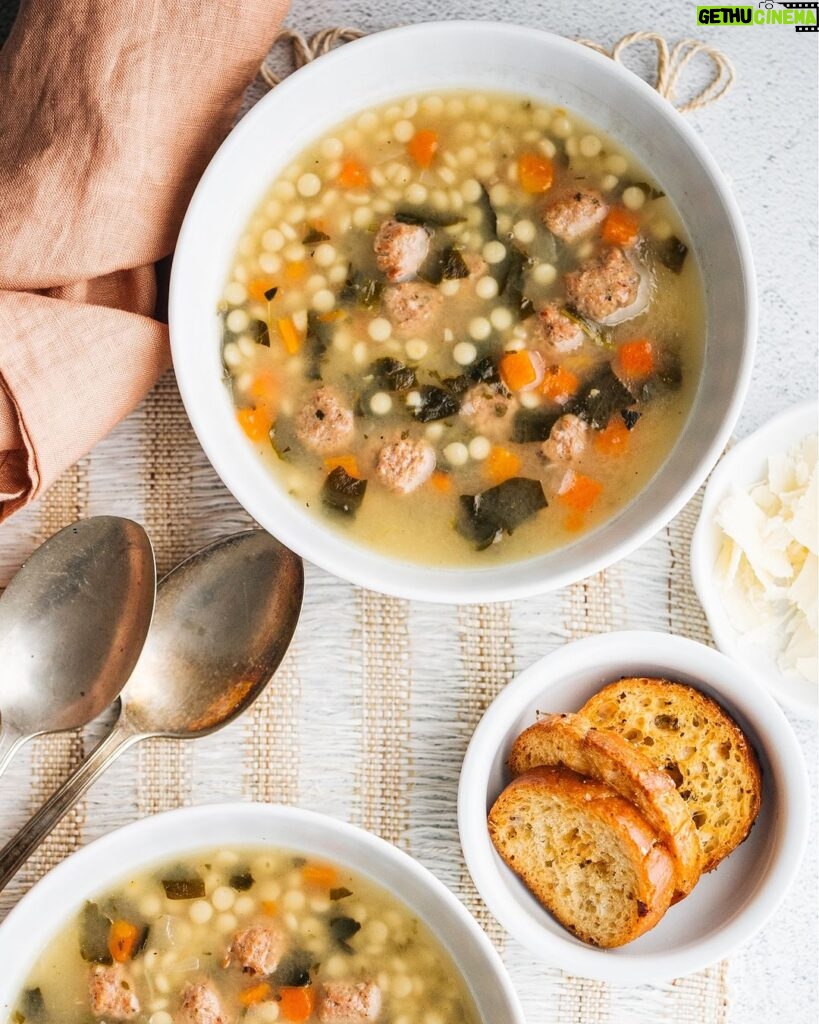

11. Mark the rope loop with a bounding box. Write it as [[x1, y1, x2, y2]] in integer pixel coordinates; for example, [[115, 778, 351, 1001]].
[[259, 27, 735, 113]]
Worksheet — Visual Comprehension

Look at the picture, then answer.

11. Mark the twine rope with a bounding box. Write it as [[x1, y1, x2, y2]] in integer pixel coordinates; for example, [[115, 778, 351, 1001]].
[[259, 27, 735, 112]]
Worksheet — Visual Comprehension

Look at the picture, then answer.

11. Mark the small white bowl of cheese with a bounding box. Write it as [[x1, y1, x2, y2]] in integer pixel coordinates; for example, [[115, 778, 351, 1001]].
[[691, 400, 818, 719]]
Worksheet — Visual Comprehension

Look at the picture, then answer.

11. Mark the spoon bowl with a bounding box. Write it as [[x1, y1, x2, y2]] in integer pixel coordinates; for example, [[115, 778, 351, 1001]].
[[123, 529, 303, 737], [0, 517, 156, 773]]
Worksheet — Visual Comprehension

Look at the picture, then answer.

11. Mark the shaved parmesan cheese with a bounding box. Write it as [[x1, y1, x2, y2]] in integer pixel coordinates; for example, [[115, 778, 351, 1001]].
[[715, 433, 818, 685]]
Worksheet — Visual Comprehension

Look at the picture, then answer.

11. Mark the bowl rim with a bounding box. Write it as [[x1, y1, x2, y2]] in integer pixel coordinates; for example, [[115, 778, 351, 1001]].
[[690, 398, 818, 719], [169, 20, 757, 603], [457, 630, 810, 983], [0, 802, 525, 1022]]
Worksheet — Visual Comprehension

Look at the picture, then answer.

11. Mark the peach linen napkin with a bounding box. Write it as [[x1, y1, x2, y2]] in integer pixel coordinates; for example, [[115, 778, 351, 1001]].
[[0, 0, 289, 520]]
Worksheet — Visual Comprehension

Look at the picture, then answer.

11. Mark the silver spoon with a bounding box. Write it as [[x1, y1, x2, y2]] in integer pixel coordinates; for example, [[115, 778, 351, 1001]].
[[0, 529, 303, 891], [0, 517, 156, 777]]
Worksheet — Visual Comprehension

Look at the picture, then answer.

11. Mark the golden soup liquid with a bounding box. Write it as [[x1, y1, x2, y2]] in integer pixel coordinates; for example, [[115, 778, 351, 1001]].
[[220, 90, 704, 566], [11, 847, 480, 1024]]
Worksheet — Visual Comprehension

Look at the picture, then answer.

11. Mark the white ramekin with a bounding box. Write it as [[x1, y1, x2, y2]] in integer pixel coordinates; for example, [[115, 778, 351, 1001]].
[[458, 631, 809, 983]]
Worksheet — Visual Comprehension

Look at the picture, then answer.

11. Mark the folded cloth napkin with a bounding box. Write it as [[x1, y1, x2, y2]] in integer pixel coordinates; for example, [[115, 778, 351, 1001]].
[[0, 0, 289, 519]]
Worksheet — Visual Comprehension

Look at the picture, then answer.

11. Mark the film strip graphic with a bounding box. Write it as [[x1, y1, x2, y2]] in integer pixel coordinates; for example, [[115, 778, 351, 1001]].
[[779, 2, 819, 31]]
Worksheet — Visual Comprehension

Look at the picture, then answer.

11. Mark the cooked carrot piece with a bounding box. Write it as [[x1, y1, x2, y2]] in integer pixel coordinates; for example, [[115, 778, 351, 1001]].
[[237, 408, 271, 442], [249, 370, 277, 402], [594, 419, 631, 456], [500, 350, 538, 392], [301, 863, 338, 888], [558, 473, 603, 512], [564, 509, 586, 532], [277, 317, 303, 355], [318, 309, 346, 323], [247, 276, 279, 303], [108, 920, 140, 963], [279, 986, 315, 1021], [324, 455, 360, 478], [539, 366, 579, 401], [601, 207, 640, 247], [485, 447, 522, 485], [284, 261, 307, 283], [261, 900, 278, 915], [407, 129, 439, 168], [518, 152, 554, 194], [617, 338, 654, 378], [430, 471, 453, 493], [239, 982, 272, 1007], [337, 157, 369, 189]]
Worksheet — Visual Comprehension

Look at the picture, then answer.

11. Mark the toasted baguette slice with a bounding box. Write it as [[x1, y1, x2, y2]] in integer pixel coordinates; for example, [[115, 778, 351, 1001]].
[[580, 678, 762, 872], [508, 713, 704, 898], [488, 766, 675, 947]]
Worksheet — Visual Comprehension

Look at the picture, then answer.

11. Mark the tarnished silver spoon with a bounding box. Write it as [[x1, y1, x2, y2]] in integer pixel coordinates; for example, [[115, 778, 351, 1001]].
[[0, 529, 303, 891], [0, 517, 156, 777]]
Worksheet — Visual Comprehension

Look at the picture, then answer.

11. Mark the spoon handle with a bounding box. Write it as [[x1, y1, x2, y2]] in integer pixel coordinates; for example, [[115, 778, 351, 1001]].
[[0, 722, 27, 779], [0, 717, 141, 892]]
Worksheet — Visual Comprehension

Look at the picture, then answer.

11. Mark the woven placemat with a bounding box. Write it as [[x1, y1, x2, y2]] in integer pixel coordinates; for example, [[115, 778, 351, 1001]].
[[0, 27, 735, 1024]]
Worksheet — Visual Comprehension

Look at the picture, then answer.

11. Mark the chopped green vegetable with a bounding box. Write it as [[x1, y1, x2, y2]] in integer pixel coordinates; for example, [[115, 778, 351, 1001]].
[[162, 875, 206, 901], [413, 385, 461, 423], [619, 179, 665, 200], [394, 208, 464, 229], [273, 949, 314, 987], [370, 357, 417, 392], [499, 246, 535, 320], [339, 268, 384, 309], [651, 235, 688, 274], [330, 886, 353, 901], [79, 902, 113, 964], [477, 184, 498, 237], [303, 227, 331, 244], [322, 467, 367, 516], [458, 478, 548, 550], [575, 366, 635, 429], [511, 408, 562, 443], [305, 311, 332, 380], [562, 305, 614, 348], [247, 318, 271, 347], [329, 916, 361, 953], [229, 870, 255, 891], [439, 246, 471, 280], [621, 408, 642, 430], [16, 989, 46, 1023]]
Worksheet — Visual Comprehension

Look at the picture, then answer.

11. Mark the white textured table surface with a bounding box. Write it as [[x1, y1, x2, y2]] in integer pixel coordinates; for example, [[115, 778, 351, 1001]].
[[0, 4, 816, 1024]]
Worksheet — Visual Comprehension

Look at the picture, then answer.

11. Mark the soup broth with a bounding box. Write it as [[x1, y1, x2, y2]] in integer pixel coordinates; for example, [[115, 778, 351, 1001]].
[[10, 847, 480, 1024], [220, 90, 704, 565]]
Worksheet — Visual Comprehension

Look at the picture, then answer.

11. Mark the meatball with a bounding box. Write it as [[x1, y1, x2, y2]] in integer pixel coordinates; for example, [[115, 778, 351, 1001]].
[[88, 965, 140, 1020], [540, 413, 588, 462], [532, 303, 584, 355], [542, 189, 608, 243], [374, 219, 430, 281], [460, 384, 518, 439], [318, 981, 382, 1023], [295, 386, 354, 454], [375, 438, 436, 494], [382, 281, 443, 337], [223, 925, 286, 975], [564, 247, 640, 322], [177, 981, 227, 1024]]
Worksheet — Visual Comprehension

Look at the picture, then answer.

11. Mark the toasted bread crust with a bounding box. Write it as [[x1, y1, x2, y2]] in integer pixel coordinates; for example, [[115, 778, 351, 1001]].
[[489, 766, 675, 947], [580, 678, 763, 872], [508, 713, 704, 898]]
